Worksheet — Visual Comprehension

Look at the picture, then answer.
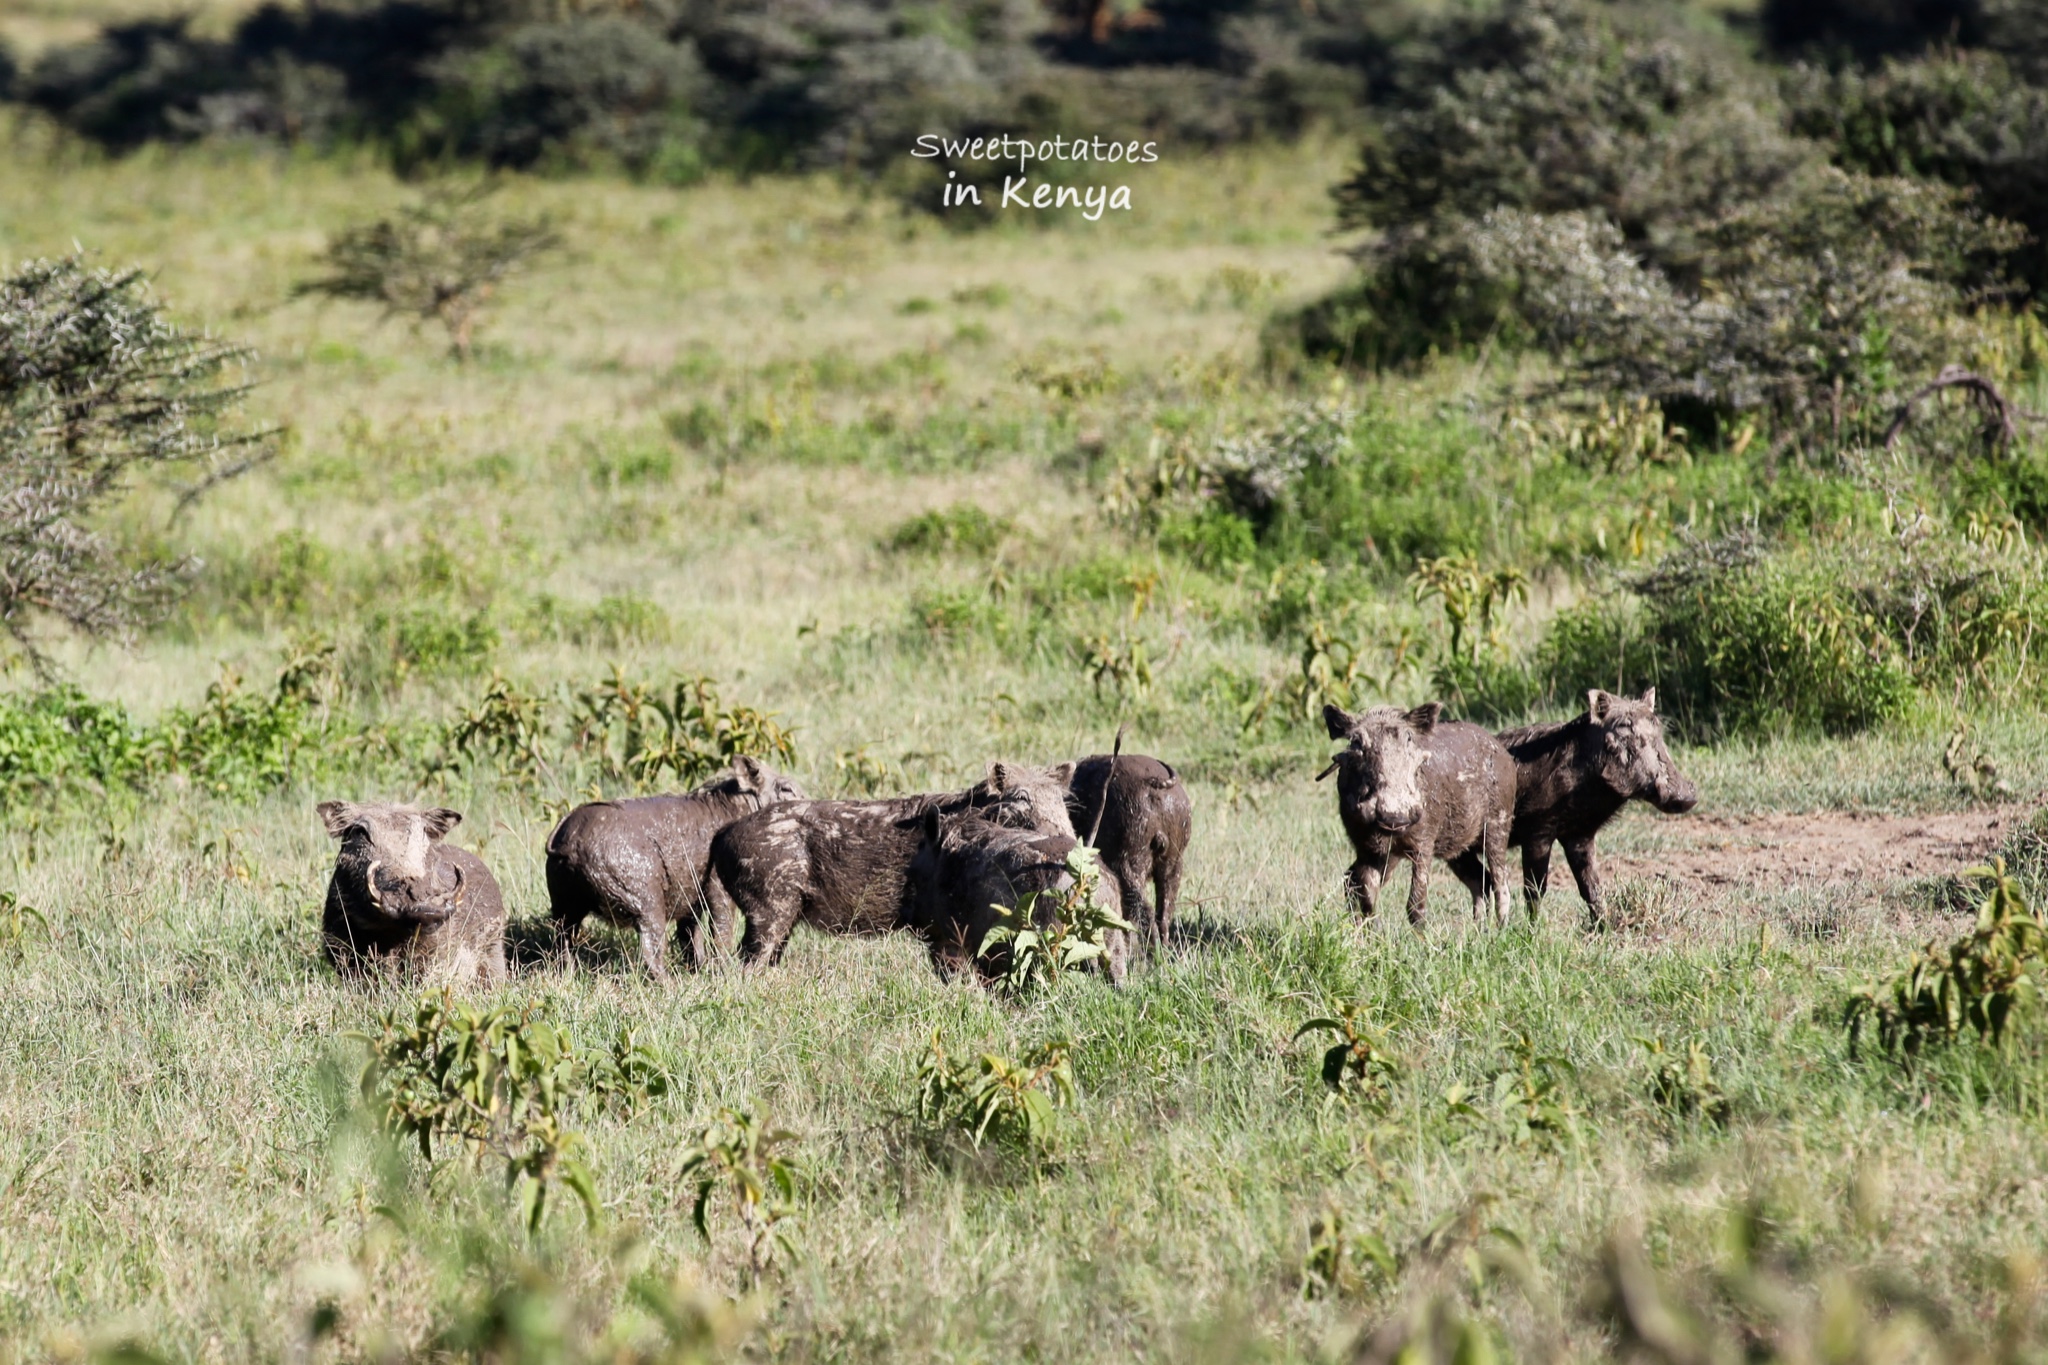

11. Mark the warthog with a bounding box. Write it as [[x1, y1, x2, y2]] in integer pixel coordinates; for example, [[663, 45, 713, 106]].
[[708, 761, 1075, 969], [545, 756, 806, 977], [1498, 688, 1700, 926], [907, 808, 1129, 986], [1321, 702, 1516, 927], [1065, 752, 1191, 953], [318, 801, 506, 984]]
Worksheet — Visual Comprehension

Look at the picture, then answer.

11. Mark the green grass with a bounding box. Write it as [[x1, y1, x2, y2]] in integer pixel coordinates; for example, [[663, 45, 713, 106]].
[[2, 120, 2048, 1363]]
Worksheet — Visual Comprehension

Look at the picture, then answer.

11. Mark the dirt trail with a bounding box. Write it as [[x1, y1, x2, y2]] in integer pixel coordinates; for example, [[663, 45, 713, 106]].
[[1600, 805, 2029, 894]]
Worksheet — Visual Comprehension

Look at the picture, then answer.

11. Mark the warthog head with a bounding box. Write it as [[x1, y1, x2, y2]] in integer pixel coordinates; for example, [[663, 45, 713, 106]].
[[969, 761, 1079, 838], [1322, 702, 1440, 833], [1586, 689, 1698, 814], [715, 754, 807, 807], [318, 800, 470, 922]]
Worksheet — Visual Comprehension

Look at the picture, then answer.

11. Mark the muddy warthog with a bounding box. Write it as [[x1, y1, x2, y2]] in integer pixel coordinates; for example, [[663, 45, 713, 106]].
[[1321, 702, 1516, 927], [545, 756, 806, 976], [908, 808, 1131, 987], [318, 801, 506, 984], [1498, 687, 1699, 927], [1065, 752, 1190, 953], [708, 761, 1075, 969]]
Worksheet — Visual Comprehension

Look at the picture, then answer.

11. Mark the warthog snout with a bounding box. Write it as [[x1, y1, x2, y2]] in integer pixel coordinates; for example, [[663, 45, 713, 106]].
[[363, 857, 466, 922], [1654, 774, 1700, 814]]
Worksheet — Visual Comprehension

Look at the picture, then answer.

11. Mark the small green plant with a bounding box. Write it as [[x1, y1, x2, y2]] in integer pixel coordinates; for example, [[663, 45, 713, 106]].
[[1638, 1036, 1732, 1126], [1446, 1028, 1580, 1148], [1318, 1198, 1533, 1355], [1945, 721, 2014, 799], [978, 846, 1134, 996], [832, 743, 898, 796], [0, 891, 47, 960], [1410, 554, 1527, 667], [298, 183, 559, 361], [1080, 630, 1154, 700], [1293, 1000, 1404, 1104], [1302, 1204, 1398, 1300], [1846, 860, 2048, 1058], [353, 993, 667, 1232], [678, 1108, 802, 1288], [914, 1031, 1076, 1156], [447, 672, 555, 788]]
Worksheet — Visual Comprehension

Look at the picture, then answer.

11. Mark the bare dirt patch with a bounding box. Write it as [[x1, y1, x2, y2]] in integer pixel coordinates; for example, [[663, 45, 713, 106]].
[[1600, 804, 2030, 896]]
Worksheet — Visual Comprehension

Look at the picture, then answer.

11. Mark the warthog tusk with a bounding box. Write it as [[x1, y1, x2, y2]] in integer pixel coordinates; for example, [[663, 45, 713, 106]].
[[439, 862, 466, 909], [364, 860, 385, 909], [1314, 759, 1339, 782]]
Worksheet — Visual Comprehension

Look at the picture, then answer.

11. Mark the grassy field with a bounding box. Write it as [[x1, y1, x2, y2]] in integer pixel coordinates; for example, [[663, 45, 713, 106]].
[[3, 119, 2048, 1365]]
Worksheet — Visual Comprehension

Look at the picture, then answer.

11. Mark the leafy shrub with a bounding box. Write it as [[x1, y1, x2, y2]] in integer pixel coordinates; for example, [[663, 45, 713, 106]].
[[297, 184, 558, 361], [978, 846, 1134, 995], [353, 992, 667, 1233], [1529, 520, 2048, 736], [678, 1109, 802, 1288], [914, 1032, 1075, 1157], [1846, 860, 2047, 1058], [442, 668, 797, 793], [1, 256, 272, 668], [0, 654, 351, 807]]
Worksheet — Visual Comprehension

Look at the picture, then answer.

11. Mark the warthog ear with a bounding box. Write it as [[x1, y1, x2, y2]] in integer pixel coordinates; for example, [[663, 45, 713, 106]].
[[1045, 761, 1075, 789], [421, 808, 463, 840], [986, 761, 1013, 792], [731, 754, 766, 792], [315, 800, 356, 839], [1405, 701, 1444, 734], [1587, 689, 1613, 722], [1639, 686, 1657, 712], [1323, 704, 1354, 739], [921, 801, 943, 845]]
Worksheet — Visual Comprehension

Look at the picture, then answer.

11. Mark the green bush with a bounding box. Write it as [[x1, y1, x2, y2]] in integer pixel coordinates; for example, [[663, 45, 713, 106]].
[[0, 659, 353, 806], [885, 503, 1012, 556], [1496, 528, 2048, 737]]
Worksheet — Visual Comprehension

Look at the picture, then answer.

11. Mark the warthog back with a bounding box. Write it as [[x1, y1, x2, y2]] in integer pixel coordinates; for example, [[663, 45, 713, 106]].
[[545, 757, 805, 975], [1065, 751, 1191, 952], [710, 761, 1074, 969]]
